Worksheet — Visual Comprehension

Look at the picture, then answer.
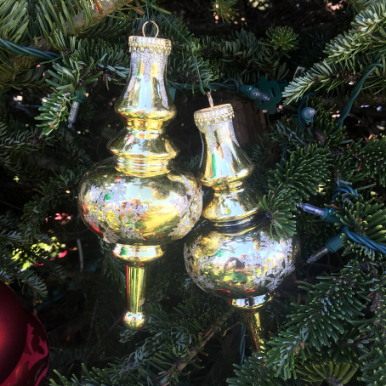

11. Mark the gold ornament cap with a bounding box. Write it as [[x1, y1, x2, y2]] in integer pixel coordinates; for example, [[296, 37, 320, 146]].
[[194, 103, 235, 126], [128, 21, 172, 55]]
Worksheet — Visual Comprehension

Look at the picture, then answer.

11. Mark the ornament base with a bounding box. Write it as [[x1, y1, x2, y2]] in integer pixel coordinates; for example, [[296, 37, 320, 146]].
[[230, 294, 275, 350], [113, 244, 165, 263], [243, 308, 271, 350], [229, 293, 275, 310]]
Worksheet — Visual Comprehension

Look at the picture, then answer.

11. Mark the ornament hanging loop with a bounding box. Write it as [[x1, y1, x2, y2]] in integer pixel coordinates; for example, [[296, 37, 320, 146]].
[[142, 21, 159, 38], [207, 91, 214, 109]]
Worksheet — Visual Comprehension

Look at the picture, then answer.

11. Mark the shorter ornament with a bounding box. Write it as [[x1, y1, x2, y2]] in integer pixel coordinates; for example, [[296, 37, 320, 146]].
[[185, 98, 300, 348], [0, 282, 49, 386]]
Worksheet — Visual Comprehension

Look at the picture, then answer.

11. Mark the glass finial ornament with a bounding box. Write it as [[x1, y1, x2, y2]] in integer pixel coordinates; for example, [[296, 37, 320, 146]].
[[184, 97, 300, 349], [77, 22, 203, 331]]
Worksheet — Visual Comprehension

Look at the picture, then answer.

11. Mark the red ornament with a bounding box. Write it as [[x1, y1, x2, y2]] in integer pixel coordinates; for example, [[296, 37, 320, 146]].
[[0, 282, 49, 386], [0, 282, 27, 384]]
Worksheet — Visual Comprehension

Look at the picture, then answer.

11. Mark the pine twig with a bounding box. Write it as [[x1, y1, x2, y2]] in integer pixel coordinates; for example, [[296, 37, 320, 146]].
[[161, 309, 234, 381], [0, 0, 134, 84]]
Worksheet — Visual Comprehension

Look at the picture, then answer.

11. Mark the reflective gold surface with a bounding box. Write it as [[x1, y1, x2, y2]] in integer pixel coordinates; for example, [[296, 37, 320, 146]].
[[185, 102, 300, 349], [78, 30, 203, 330], [230, 292, 275, 310], [185, 218, 299, 348], [231, 293, 274, 350], [194, 104, 262, 225], [78, 159, 202, 253], [123, 265, 148, 330], [184, 217, 299, 301], [243, 307, 272, 350]]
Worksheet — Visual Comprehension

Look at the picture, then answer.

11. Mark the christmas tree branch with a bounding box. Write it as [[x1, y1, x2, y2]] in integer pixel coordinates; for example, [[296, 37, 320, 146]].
[[0, 0, 133, 85], [175, 309, 234, 373], [266, 260, 371, 380]]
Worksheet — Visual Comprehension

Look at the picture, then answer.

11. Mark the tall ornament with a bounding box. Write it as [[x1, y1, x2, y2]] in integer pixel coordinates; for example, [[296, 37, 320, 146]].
[[78, 22, 203, 330], [184, 100, 300, 349]]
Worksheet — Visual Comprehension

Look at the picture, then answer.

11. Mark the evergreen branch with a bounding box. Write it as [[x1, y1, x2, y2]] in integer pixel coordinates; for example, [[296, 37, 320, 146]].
[[268, 118, 311, 148], [188, 27, 297, 84], [284, 1, 386, 103], [36, 38, 130, 134], [52, 295, 232, 385], [0, 0, 29, 44], [348, 0, 378, 12], [20, 165, 87, 241], [260, 188, 297, 239], [172, 308, 234, 374], [101, 241, 126, 296], [283, 59, 343, 104], [228, 348, 284, 386], [266, 26, 298, 52], [269, 100, 347, 151], [0, 251, 48, 297], [0, 65, 48, 94], [16, 267, 48, 297], [0, 116, 58, 180], [333, 192, 386, 245], [358, 275, 386, 385], [0, 0, 133, 86], [36, 91, 72, 135], [296, 361, 357, 385], [266, 261, 372, 380], [260, 145, 332, 238], [348, 135, 386, 186], [325, 1, 386, 63], [211, 0, 238, 24]]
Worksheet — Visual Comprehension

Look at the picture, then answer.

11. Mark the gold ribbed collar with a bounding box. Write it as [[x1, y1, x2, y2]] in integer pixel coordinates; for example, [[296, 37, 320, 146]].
[[194, 104, 235, 126], [128, 36, 172, 55]]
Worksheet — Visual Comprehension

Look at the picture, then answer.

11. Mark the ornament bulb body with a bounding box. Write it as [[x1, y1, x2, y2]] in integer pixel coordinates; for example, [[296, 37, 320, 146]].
[[78, 32, 203, 330], [185, 102, 300, 349]]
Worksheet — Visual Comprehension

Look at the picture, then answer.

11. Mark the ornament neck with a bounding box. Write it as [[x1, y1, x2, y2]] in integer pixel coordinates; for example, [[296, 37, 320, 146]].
[[107, 129, 179, 177], [110, 39, 178, 177], [194, 104, 261, 225], [197, 118, 254, 187], [115, 47, 176, 135]]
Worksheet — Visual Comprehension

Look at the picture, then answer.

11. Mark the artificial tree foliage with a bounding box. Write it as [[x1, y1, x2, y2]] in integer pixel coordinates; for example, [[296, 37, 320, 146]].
[[0, 1, 386, 386]]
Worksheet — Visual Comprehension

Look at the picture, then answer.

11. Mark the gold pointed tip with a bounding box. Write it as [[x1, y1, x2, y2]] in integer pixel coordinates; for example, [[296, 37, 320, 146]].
[[123, 311, 148, 331]]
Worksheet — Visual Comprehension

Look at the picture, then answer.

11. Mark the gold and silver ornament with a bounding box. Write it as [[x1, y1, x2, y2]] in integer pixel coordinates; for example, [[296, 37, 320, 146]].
[[77, 22, 203, 330], [184, 100, 300, 348]]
